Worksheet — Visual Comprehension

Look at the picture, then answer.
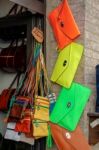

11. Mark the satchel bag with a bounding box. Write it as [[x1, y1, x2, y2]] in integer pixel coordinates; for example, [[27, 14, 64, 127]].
[[48, 0, 80, 49], [48, 122, 91, 150], [51, 42, 83, 88], [34, 56, 50, 121], [50, 82, 91, 131]]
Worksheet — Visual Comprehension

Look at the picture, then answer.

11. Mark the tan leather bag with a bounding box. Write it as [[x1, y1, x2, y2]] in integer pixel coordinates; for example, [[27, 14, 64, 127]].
[[49, 122, 91, 150]]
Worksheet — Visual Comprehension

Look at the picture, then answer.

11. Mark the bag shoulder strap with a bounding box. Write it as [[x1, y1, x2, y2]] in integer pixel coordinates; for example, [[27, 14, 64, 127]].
[[8, 72, 21, 89]]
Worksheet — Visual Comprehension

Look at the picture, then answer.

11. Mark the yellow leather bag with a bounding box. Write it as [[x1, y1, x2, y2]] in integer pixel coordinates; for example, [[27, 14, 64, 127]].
[[51, 42, 83, 88]]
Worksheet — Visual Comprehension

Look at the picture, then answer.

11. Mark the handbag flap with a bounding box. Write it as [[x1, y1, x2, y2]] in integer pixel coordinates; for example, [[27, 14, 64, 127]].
[[51, 43, 83, 83], [57, 0, 80, 39], [49, 122, 74, 150], [50, 83, 76, 123], [51, 43, 71, 82], [62, 126, 91, 150], [50, 83, 91, 125], [49, 122, 90, 150]]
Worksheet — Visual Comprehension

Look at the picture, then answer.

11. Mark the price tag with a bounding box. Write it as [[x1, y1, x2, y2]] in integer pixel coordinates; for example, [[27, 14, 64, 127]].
[[32, 27, 44, 43]]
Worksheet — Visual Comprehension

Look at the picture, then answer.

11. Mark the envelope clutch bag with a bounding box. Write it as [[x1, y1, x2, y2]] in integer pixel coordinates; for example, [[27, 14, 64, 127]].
[[51, 43, 83, 88], [50, 82, 91, 131], [49, 122, 91, 150], [48, 0, 80, 49]]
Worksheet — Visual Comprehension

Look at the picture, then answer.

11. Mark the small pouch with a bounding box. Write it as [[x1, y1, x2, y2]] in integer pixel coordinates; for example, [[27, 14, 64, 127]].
[[33, 119, 48, 137], [4, 122, 21, 142], [34, 96, 50, 121], [9, 96, 30, 122], [15, 109, 31, 133]]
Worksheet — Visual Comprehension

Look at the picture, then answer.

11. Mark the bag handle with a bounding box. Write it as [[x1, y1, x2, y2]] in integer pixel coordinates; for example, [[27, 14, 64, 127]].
[[39, 50, 53, 95], [34, 56, 42, 96], [20, 43, 41, 97], [8, 72, 21, 90], [7, 4, 27, 16]]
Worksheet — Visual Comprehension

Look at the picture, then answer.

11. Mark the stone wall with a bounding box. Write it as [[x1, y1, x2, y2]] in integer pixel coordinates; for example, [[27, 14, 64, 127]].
[[84, 0, 99, 149], [46, 0, 99, 149]]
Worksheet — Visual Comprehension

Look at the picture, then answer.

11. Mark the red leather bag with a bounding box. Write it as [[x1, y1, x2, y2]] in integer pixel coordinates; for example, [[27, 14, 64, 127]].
[[0, 73, 20, 111], [48, 0, 80, 49], [0, 89, 15, 111], [49, 122, 91, 150]]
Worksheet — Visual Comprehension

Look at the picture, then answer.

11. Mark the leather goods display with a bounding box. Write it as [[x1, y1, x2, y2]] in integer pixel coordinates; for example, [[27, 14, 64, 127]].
[[48, 0, 80, 49], [50, 82, 91, 131], [95, 65, 99, 112], [32, 120, 48, 137], [49, 122, 91, 150], [34, 96, 50, 121], [51, 43, 83, 88]]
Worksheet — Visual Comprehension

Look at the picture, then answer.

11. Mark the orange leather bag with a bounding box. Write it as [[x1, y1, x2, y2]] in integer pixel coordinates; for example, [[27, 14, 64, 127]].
[[48, 0, 80, 49], [49, 122, 91, 150]]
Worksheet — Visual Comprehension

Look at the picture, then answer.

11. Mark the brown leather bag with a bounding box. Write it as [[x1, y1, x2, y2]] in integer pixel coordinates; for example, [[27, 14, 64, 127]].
[[49, 122, 91, 150]]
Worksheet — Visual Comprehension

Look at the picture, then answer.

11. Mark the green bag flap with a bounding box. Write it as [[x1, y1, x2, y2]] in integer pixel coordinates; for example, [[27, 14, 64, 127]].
[[50, 83, 75, 123], [50, 82, 91, 131]]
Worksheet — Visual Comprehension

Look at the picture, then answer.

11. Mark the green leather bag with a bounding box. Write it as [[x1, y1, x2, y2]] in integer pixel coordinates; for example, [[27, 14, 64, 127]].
[[50, 82, 91, 131]]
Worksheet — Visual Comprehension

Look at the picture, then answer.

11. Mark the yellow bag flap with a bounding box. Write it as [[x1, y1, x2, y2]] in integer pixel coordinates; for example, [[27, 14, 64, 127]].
[[51, 43, 83, 87], [51, 43, 72, 82]]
